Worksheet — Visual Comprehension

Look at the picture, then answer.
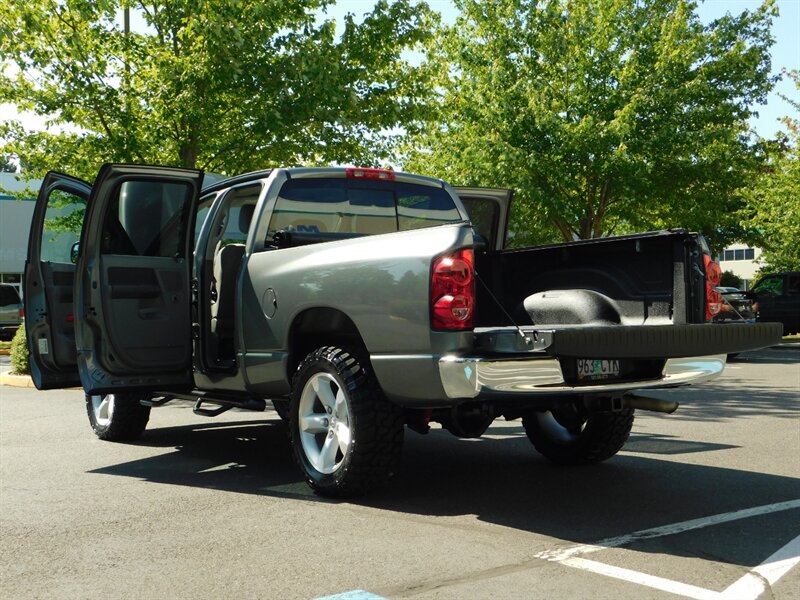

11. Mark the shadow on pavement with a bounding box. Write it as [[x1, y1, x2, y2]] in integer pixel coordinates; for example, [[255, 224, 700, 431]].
[[90, 413, 800, 570], [639, 348, 799, 422]]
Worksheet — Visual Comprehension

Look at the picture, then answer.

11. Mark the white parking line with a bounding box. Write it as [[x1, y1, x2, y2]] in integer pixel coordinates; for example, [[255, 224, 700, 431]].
[[537, 500, 800, 600], [720, 533, 800, 599], [537, 499, 800, 561], [562, 557, 720, 600]]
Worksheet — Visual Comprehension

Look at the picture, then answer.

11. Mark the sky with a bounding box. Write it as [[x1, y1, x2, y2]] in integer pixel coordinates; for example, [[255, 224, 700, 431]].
[[1, 0, 798, 140]]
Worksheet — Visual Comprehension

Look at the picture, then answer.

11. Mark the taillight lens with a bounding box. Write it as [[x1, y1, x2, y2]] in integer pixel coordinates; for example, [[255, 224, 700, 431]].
[[704, 254, 722, 321], [431, 248, 475, 330], [19, 307, 24, 319]]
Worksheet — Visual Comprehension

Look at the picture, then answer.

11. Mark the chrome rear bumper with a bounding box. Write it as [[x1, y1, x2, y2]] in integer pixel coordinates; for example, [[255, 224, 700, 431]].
[[438, 354, 726, 399]]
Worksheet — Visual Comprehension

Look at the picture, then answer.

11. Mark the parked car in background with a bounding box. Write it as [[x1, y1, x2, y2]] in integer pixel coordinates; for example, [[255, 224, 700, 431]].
[[0, 283, 23, 340], [749, 272, 800, 336], [714, 286, 755, 323]]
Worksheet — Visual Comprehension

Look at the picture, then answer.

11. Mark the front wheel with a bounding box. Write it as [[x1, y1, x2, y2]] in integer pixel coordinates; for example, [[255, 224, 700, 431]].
[[86, 393, 151, 441], [288, 346, 404, 497], [522, 401, 634, 465]]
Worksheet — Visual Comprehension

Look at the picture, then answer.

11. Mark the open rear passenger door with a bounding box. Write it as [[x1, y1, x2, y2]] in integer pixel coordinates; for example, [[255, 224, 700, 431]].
[[25, 172, 92, 389], [74, 164, 202, 394]]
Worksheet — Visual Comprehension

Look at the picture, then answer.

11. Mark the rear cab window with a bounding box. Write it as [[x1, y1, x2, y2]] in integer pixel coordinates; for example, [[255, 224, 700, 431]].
[[267, 177, 464, 240]]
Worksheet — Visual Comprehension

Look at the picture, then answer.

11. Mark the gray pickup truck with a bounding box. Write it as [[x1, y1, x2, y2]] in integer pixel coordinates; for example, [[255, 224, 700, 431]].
[[25, 164, 781, 496]]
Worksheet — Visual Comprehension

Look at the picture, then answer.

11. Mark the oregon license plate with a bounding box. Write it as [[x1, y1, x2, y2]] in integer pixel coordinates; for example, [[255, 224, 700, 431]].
[[576, 358, 620, 380]]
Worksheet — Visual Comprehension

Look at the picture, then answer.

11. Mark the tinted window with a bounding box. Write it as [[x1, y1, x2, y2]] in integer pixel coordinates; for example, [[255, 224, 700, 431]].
[[41, 188, 87, 263], [0, 285, 21, 306], [101, 180, 192, 257], [194, 195, 215, 247], [268, 178, 461, 237], [459, 197, 499, 248], [754, 276, 783, 296], [787, 275, 800, 295]]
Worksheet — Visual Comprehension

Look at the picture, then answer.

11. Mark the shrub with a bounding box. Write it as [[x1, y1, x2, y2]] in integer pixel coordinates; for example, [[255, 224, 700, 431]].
[[10, 324, 30, 375], [720, 270, 743, 289]]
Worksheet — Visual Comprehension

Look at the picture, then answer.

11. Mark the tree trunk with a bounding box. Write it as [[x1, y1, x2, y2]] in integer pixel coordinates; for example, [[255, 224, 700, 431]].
[[179, 131, 199, 169]]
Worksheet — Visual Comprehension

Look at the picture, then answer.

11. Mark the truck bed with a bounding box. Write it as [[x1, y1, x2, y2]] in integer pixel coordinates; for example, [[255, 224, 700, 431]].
[[474, 230, 704, 328]]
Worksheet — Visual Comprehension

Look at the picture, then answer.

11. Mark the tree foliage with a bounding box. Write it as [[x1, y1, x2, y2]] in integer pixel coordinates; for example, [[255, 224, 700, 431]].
[[403, 0, 777, 248], [10, 324, 29, 375], [720, 270, 743, 289], [0, 155, 16, 172], [0, 0, 438, 180], [741, 69, 800, 273]]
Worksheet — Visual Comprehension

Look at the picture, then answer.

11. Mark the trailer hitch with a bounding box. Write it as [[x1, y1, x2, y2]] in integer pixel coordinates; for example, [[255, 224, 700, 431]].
[[622, 393, 680, 414]]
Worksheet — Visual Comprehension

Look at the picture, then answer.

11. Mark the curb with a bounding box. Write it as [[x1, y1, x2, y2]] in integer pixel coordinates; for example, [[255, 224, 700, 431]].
[[0, 372, 35, 388]]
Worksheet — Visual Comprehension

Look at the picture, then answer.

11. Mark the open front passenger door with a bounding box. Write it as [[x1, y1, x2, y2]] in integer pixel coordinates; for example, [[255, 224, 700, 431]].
[[454, 187, 513, 251], [25, 172, 92, 389], [74, 164, 202, 394]]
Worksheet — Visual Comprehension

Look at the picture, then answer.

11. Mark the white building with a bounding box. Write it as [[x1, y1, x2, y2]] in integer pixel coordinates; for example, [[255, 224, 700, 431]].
[[717, 243, 763, 290], [0, 172, 40, 298]]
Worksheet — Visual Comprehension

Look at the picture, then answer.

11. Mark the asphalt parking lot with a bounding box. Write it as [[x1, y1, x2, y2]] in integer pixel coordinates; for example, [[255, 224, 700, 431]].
[[1, 345, 798, 599]]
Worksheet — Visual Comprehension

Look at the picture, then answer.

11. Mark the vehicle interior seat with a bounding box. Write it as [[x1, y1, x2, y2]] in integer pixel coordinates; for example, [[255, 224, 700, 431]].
[[210, 204, 255, 360]]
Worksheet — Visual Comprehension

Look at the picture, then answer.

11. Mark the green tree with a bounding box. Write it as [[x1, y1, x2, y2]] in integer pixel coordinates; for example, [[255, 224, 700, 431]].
[[0, 0, 438, 180], [404, 0, 776, 248], [741, 70, 800, 273], [0, 155, 16, 172], [720, 270, 743, 289]]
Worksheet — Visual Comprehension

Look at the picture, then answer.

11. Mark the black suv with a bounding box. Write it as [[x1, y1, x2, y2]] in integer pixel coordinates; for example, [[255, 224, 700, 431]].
[[0, 283, 23, 340], [749, 272, 800, 336]]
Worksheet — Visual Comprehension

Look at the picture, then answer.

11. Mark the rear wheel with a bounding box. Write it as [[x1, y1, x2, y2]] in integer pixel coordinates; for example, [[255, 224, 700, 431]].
[[288, 346, 404, 497], [86, 393, 151, 441], [522, 401, 634, 465]]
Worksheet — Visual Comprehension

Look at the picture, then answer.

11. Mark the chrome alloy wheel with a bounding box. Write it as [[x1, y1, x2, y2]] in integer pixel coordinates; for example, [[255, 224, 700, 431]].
[[89, 394, 115, 427], [298, 372, 352, 474]]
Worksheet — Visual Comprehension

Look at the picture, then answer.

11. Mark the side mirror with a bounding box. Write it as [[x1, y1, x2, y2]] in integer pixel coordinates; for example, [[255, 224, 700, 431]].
[[70, 242, 80, 264]]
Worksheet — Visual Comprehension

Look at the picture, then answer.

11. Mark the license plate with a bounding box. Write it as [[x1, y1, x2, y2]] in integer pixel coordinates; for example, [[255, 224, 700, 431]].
[[576, 358, 620, 380]]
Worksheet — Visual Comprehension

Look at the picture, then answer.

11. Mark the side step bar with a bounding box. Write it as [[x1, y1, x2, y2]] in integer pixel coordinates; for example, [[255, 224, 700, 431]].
[[140, 392, 267, 416], [193, 397, 267, 417]]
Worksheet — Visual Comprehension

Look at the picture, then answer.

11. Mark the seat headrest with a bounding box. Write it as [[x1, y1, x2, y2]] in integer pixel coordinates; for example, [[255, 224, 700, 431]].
[[239, 204, 255, 234]]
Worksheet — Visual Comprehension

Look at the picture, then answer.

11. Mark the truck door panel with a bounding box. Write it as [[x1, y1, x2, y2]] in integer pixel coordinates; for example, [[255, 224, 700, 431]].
[[24, 172, 91, 389], [96, 255, 191, 371], [75, 164, 202, 393]]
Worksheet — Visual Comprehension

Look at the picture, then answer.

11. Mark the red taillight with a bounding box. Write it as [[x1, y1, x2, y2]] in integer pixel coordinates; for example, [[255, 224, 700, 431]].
[[19, 308, 24, 319], [66, 314, 74, 323], [431, 248, 475, 330], [704, 254, 722, 321], [346, 167, 395, 181]]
